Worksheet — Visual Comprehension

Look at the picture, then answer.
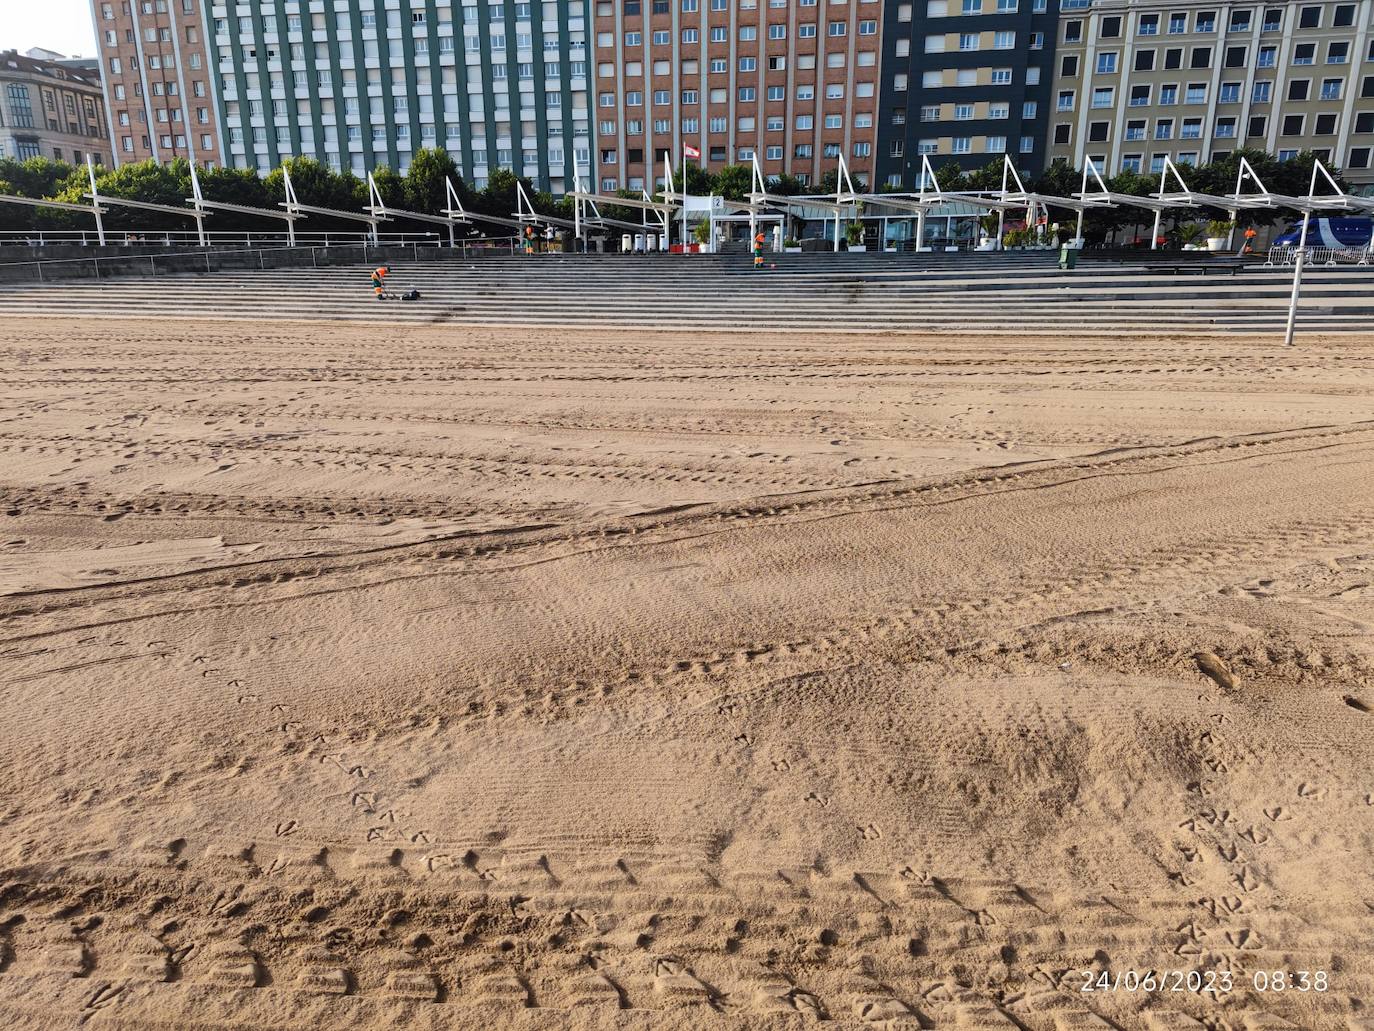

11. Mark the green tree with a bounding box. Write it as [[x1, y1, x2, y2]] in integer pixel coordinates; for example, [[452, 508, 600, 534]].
[[194, 165, 274, 233], [0, 156, 77, 199], [963, 159, 1006, 192], [369, 165, 406, 208], [711, 163, 752, 201], [478, 167, 535, 216], [767, 173, 806, 197], [403, 147, 461, 213], [266, 156, 364, 208]]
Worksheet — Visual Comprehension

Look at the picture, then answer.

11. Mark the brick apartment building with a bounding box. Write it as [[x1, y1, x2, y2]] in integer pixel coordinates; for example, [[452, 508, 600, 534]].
[[88, 0, 221, 166], [591, 0, 885, 191]]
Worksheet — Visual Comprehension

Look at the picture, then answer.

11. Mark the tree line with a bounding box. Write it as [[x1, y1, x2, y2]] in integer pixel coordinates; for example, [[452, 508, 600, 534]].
[[0, 146, 1342, 241]]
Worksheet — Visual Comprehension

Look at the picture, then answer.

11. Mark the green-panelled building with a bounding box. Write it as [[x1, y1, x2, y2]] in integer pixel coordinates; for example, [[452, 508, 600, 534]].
[[203, 0, 593, 192]]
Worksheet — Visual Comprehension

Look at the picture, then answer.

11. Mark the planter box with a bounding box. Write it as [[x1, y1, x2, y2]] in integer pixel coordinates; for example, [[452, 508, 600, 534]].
[[848, 244, 867, 252], [1207, 237, 1227, 252], [784, 247, 802, 253]]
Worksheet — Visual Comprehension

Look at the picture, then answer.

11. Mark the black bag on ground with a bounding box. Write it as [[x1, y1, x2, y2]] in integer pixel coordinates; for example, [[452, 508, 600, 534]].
[[401, 289, 421, 301]]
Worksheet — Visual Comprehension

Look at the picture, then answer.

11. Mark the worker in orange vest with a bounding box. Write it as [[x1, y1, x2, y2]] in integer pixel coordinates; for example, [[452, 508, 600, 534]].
[[753, 231, 765, 269], [371, 264, 389, 299]]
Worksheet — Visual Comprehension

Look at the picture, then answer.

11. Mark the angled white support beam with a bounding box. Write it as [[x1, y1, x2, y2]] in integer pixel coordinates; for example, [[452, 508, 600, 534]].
[[0, 191, 109, 246], [189, 161, 301, 245], [85, 156, 209, 246], [281, 163, 383, 243], [1286, 159, 1349, 346], [365, 171, 470, 247]]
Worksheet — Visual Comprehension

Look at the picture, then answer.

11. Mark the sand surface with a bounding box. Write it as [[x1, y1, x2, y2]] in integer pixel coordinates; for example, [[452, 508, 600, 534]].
[[1, 318, 1372, 1029]]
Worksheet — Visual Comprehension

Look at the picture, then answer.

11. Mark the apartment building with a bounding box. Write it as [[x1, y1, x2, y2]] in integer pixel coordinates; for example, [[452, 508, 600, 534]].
[[0, 49, 110, 165], [1047, 0, 1374, 190], [200, 0, 593, 192], [874, 0, 1060, 188], [89, 0, 221, 166], [592, 0, 884, 192]]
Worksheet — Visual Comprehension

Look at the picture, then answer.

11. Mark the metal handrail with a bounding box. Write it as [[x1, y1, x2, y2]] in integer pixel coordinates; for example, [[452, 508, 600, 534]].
[[0, 235, 523, 282]]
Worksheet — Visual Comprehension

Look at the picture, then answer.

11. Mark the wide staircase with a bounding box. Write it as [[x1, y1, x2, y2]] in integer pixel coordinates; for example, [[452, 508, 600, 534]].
[[1, 250, 1370, 333]]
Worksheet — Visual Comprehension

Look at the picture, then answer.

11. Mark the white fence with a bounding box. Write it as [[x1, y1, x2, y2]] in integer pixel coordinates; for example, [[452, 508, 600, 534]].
[[1265, 245, 1372, 267]]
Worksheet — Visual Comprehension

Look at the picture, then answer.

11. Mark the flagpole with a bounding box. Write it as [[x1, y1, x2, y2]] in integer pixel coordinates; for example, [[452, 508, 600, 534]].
[[681, 150, 688, 251]]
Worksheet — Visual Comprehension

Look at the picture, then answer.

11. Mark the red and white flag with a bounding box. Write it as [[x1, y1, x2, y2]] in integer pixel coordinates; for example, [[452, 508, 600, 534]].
[[684, 144, 701, 159]]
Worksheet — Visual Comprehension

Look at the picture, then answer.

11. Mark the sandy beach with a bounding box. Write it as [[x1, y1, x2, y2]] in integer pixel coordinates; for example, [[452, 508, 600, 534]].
[[1, 316, 1372, 1029]]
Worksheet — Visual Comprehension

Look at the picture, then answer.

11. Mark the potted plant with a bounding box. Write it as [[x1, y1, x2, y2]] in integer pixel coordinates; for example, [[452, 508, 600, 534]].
[[1205, 219, 1234, 252], [1176, 222, 1205, 250], [784, 237, 802, 254], [692, 219, 711, 253], [846, 221, 866, 251]]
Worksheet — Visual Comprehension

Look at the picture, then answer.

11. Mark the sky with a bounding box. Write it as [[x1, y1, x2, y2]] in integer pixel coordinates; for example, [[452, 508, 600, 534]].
[[5, 0, 99, 59]]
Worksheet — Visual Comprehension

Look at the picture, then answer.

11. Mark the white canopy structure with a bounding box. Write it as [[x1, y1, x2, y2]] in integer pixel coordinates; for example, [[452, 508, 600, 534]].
[[83, 158, 211, 246], [188, 162, 303, 244], [572, 160, 675, 246], [281, 164, 386, 243], [366, 173, 470, 247]]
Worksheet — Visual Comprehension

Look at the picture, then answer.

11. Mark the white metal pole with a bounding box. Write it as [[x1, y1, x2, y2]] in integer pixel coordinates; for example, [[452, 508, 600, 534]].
[[1284, 213, 1311, 347], [681, 152, 688, 250], [1151, 209, 1161, 251], [996, 161, 1008, 250], [87, 156, 106, 246], [1284, 162, 1322, 347], [916, 208, 926, 251]]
